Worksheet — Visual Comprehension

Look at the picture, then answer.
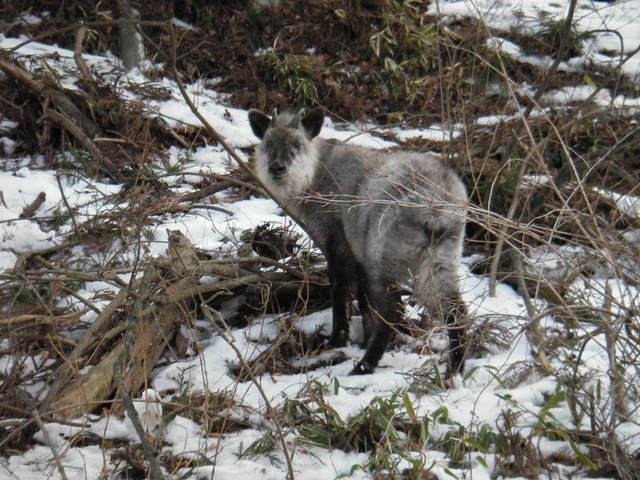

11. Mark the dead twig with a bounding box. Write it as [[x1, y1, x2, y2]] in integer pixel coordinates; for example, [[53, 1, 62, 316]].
[[19, 192, 46, 219], [55, 171, 80, 236], [43, 111, 108, 174], [175, 175, 261, 203], [204, 256, 321, 283], [32, 409, 70, 480], [56, 285, 102, 315], [112, 234, 172, 480], [154, 273, 263, 304], [73, 27, 94, 88], [12, 240, 81, 271], [0, 418, 36, 451], [6, 19, 172, 55], [0, 309, 87, 327]]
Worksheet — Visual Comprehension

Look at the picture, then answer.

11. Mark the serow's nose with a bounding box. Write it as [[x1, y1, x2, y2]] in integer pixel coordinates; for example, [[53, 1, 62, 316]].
[[269, 163, 286, 178]]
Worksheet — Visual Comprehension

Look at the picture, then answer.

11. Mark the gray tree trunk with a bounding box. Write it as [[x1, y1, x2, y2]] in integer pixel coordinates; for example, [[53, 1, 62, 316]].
[[117, 0, 144, 71]]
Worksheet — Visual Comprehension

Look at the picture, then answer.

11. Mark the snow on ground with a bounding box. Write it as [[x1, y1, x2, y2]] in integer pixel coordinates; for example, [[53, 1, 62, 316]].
[[431, 0, 640, 76], [1, 0, 640, 478], [433, 0, 640, 111], [0, 165, 123, 270]]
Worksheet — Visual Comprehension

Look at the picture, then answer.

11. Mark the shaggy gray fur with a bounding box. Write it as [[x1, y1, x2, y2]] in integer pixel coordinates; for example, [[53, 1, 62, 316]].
[[249, 108, 469, 375]]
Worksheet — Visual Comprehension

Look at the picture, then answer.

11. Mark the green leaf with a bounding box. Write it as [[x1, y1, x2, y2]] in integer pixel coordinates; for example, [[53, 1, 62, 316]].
[[583, 74, 597, 90], [462, 365, 480, 383], [431, 406, 450, 423], [475, 455, 489, 469], [570, 440, 597, 470], [464, 437, 489, 454], [402, 392, 419, 423], [444, 467, 460, 479]]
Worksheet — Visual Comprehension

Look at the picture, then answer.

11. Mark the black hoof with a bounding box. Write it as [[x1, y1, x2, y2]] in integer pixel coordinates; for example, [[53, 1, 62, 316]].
[[349, 361, 375, 375]]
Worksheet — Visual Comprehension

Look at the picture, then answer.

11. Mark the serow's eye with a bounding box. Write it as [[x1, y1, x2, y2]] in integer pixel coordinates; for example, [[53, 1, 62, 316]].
[[292, 141, 301, 149]]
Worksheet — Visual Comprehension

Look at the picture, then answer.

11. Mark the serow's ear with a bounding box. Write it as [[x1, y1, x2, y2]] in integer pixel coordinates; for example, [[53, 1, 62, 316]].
[[248, 109, 271, 139], [301, 107, 324, 140]]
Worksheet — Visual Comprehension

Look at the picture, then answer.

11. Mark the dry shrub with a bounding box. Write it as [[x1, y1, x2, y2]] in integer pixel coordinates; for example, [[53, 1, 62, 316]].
[[450, 105, 640, 254], [1, 1, 512, 125], [0, 60, 172, 186]]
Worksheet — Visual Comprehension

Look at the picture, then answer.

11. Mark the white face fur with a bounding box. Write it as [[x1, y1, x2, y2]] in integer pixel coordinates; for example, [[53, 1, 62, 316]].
[[249, 108, 325, 204], [253, 127, 320, 201]]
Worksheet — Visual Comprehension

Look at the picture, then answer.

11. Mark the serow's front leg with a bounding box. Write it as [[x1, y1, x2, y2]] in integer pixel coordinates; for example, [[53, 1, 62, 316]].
[[328, 278, 352, 348], [350, 288, 401, 375], [443, 296, 469, 378]]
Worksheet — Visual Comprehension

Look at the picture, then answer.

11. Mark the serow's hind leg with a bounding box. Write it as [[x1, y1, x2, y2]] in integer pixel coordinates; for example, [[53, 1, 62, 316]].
[[441, 295, 469, 377], [350, 287, 402, 375], [356, 288, 373, 348]]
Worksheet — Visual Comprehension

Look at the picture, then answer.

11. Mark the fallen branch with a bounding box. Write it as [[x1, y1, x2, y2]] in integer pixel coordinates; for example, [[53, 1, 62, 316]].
[[39, 231, 308, 419], [73, 27, 94, 88], [49, 344, 124, 420], [41, 109, 109, 167], [0, 309, 86, 327], [39, 288, 130, 416], [0, 58, 101, 139], [19, 192, 46, 219]]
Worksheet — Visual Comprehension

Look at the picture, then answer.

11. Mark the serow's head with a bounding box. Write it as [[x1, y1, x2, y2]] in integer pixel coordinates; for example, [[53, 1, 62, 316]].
[[248, 108, 324, 185]]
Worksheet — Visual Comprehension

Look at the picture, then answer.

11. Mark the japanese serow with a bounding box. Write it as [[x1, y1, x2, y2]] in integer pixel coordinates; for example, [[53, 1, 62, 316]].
[[248, 108, 469, 376]]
